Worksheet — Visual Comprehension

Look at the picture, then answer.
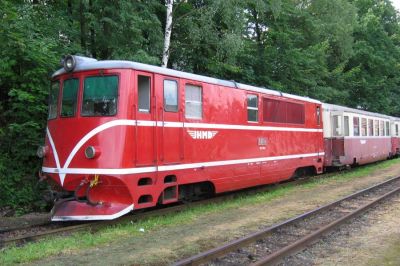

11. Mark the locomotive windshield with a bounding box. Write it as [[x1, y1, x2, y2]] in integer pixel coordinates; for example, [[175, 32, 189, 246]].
[[82, 75, 118, 116], [48, 81, 60, 120]]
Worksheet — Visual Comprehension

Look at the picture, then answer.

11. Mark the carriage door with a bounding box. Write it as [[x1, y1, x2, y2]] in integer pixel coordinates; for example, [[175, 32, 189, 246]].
[[135, 71, 155, 166], [331, 112, 345, 161], [158, 76, 183, 164]]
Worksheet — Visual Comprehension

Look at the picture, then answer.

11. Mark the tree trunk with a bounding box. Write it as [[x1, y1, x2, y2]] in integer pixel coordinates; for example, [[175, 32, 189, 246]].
[[161, 0, 173, 68]]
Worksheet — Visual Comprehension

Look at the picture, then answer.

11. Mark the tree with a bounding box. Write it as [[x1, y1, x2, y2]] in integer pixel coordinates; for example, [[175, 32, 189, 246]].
[[162, 0, 174, 67]]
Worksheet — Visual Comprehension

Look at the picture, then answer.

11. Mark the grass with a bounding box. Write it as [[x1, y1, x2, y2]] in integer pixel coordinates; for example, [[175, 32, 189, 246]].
[[1, 158, 399, 265]]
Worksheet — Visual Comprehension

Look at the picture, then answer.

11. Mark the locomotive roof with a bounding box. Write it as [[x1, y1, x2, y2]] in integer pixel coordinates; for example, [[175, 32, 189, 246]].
[[322, 103, 394, 120], [53, 56, 321, 104]]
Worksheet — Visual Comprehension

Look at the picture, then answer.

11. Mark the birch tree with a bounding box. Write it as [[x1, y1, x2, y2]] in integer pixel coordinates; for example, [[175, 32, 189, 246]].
[[161, 0, 173, 67]]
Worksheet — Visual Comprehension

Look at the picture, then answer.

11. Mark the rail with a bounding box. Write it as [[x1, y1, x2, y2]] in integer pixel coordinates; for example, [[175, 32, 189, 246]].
[[174, 175, 400, 266]]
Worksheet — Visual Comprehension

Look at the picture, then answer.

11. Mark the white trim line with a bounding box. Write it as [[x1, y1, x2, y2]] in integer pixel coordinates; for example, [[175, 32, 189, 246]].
[[43, 152, 324, 175], [183, 122, 322, 132], [344, 136, 392, 139], [51, 204, 134, 221], [46, 128, 61, 169], [63, 119, 137, 170]]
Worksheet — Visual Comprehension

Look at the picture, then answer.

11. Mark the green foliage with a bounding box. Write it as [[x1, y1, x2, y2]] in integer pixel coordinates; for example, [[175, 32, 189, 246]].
[[1, 0, 400, 212]]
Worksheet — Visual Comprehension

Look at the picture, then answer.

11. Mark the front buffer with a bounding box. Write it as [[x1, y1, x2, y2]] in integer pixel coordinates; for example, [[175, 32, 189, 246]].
[[50, 174, 134, 221]]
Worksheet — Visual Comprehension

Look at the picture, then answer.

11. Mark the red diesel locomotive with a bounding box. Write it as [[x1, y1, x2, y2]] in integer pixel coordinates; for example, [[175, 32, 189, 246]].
[[38, 55, 396, 221]]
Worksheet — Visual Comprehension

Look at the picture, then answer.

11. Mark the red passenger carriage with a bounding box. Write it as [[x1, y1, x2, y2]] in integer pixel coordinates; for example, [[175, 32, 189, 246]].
[[39, 56, 324, 221]]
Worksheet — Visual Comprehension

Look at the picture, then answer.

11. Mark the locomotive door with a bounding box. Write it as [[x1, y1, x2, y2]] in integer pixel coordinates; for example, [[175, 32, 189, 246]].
[[134, 71, 155, 166], [157, 75, 183, 164]]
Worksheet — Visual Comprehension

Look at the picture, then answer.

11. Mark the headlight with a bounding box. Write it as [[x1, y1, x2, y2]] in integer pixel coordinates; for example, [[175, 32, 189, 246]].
[[63, 55, 76, 72], [85, 146, 97, 159], [37, 146, 47, 158]]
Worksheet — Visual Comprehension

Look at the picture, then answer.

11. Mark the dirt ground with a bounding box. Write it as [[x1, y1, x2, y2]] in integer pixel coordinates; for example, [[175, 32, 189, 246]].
[[0, 212, 50, 232], [27, 162, 400, 266]]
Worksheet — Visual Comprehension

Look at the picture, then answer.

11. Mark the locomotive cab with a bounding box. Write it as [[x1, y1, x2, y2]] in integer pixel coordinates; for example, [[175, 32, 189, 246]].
[[40, 56, 137, 220]]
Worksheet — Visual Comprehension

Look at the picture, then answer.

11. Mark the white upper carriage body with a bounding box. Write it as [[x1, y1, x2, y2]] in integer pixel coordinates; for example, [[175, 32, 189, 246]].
[[322, 103, 393, 139]]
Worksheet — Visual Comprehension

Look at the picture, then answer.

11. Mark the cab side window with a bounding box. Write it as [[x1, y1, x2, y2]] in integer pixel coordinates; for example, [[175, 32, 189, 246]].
[[61, 78, 79, 117], [164, 79, 178, 112], [138, 76, 150, 112], [48, 81, 60, 120]]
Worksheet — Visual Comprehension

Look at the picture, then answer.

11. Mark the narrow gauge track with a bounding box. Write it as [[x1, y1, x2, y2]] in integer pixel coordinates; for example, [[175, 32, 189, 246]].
[[174, 175, 400, 266], [0, 176, 314, 249]]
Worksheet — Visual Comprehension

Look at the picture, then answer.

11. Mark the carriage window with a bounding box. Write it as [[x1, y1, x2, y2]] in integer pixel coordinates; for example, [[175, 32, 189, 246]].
[[61, 79, 79, 117], [48, 81, 60, 119], [333, 115, 342, 136], [316, 106, 321, 125], [164, 80, 178, 112], [138, 76, 150, 112], [374, 120, 379, 136], [82, 75, 118, 116], [396, 124, 399, 136], [386, 121, 390, 136], [185, 84, 202, 119], [344, 116, 349, 136], [361, 118, 367, 136], [247, 95, 258, 122], [368, 119, 373, 136], [353, 117, 360, 136], [380, 121, 384, 136]]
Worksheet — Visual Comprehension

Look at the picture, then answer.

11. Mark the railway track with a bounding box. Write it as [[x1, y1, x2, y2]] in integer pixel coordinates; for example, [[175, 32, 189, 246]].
[[174, 175, 400, 266], [0, 176, 312, 249]]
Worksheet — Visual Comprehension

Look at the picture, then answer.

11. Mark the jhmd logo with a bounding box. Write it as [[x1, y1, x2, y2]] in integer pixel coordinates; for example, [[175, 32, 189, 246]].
[[187, 130, 218, 140]]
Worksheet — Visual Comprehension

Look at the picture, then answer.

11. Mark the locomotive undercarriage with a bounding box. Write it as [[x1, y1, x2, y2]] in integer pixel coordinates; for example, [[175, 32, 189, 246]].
[[178, 182, 215, 202]]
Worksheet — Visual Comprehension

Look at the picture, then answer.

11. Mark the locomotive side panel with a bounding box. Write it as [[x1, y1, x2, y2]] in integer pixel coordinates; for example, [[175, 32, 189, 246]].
[[152, 77, 325, 193]]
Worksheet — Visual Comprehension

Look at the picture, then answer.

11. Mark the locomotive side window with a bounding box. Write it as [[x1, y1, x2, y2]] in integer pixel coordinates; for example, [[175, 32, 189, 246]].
[[316, 106, 321, 125], [368, 119, 373, 136], [263, 98, 304, 124], [61, 78, 79, 117], [344, 116, 350, 136], [287, 102, 304, 124], [396, 124, 399, 136], [82, 75, 118, 116], [361, 118, 367, 136], [138, 76, 150, 112], [353, 117, 360, 136], [263, 98, 285, 123], [380, 120, 384, 136], [164, 80, 178, 112], [48, 81, 60, 120], [386, 121, 390, 136], [185, 84, 202, 119], [247, 95, 258, 122]]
